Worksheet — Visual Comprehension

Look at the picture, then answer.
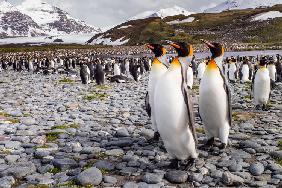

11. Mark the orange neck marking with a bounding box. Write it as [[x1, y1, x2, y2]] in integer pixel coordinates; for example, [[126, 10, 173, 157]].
[[207, 59, 218, 70], [171, 57, 181, 68], [153, 58, 162, 65]]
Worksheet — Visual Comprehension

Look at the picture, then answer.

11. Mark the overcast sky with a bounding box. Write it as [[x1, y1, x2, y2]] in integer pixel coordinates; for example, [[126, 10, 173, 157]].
[[9, 0, 224, 28]]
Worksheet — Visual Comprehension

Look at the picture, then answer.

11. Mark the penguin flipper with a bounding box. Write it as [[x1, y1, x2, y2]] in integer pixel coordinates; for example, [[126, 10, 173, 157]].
[[145, 92, 151, 117], [182, 85, 198, 145], [219, 70, 232, 127], [251, 69, 258, 99]]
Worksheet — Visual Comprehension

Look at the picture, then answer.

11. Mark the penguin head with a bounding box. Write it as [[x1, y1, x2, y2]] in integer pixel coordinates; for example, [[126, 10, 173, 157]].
[[147, 44, 166, 57], [170, 42, 193, 57], [201, 40, 224, 59], [259, 57, 268, 66]]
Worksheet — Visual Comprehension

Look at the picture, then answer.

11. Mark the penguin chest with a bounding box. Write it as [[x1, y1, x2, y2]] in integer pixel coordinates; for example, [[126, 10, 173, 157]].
[[229, 64, 237, 80], [148, 65, 167, 105], [242, 65, 249, 81], [199, 70, 228, 132], [154, 69, 196, 159], [187, 67, 194, 88], [254, 69, 270, 104], [267, 65, 276, 81], [197, 63, 206, 79]]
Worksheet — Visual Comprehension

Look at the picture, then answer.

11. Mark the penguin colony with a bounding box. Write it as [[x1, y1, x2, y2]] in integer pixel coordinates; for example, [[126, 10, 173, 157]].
[[0, 44, 282, 170]]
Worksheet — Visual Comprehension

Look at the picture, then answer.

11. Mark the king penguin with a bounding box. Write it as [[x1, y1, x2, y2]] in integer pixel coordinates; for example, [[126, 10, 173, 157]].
[[197, 59, 207, 81], [146, 44, 169, 141], [80, 63, 91, 84], [154, 42, 198, 169], [94, 62, 105, 85], [199, 40, 232, 149], [239, 58, 253, 83], [267, 57, 277, 87], [252, 57, 271, 111]]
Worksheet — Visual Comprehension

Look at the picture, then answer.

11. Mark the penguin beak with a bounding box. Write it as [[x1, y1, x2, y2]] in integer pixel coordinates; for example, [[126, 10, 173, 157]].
[[147, 44, 154, 50], [170, 42, 181, 49], [200, 39, 215, 49]]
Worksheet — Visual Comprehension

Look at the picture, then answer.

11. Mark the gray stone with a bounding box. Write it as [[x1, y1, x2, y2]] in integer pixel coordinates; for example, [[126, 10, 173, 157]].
[[123, 182, 138, 188], [142, 173, 163, 184], [104, 176, 117, 184], [116, 127, 130, 137], [94, 160, 115, 171], [249, 162, 264, 176], [165, 170, 188, 183], [5, 141, 21, 149], [0, 176, 15, 188], [53, 158, 78, 170], [189, 173, 204, 182], [105, 149, 124, 156], [1, 162, 36, 179], [270, 151, 282, 159], [76, 167, 102, 186], [5, 155, 20, 164], [222, 171, 244, 186], [21, 118, 36, 126]]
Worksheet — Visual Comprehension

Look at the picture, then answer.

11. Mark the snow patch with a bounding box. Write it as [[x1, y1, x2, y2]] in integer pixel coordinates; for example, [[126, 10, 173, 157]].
[[167, 17, 195, 25], [130, 6, 194, 20], [252, 11, 282, 21], [118, 25, 132, 29], [205, 0, 282, 13], [92, 35, 129, 45], [0, 0, 18, 13]]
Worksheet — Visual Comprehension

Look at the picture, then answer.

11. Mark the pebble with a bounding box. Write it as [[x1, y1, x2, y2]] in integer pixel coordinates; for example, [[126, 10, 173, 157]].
[[76, 167, 102, 186], [165, 170, 188, 183], [249, 162, 265, 176]]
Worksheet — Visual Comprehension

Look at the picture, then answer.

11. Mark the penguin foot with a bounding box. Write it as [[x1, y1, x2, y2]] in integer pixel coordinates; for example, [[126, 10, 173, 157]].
[[147, 132, 160, 144], [255, 105, 261, 110], [199, 137, 214, 150], [218, 143, 227, 150], [184, 158, 196, 170], [167, 159, 180, 169], [262, 104, 269, 111]]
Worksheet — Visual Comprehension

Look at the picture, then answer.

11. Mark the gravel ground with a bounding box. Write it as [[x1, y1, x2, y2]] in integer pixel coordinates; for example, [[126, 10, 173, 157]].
[[0, 71, 281, 188]]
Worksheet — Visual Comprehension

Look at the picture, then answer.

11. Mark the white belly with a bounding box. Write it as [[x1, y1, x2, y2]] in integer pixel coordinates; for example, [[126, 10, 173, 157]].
[[197, 63, 206, 79], [154, 69, 197, 160], [229, 64, 237, 81], [148, 65, 167, 131], [199, 69, 230, 143], [254, 69, 270, 105], [267, 65, 276, 81], [187, 67, 193, 88], [114, 65, 121, 76], [241, 65, 249, 82]]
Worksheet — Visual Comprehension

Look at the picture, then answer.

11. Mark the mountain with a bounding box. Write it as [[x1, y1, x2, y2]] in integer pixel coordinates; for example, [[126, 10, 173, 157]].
[[0, 0, 101, 38], [17, 0, 101, 35], [88, 4, 282, 46], [205, 0, 282, 13], [0, 0, 45, 38], [130, 6, 194, 20]]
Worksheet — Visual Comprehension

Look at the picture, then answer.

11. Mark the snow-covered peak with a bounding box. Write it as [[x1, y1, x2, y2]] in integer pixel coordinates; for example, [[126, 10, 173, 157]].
[[0, 0, 18, 13], [205, 0, 282, 13], [130, 6, 194, 20], [17, 0, 60, 25]]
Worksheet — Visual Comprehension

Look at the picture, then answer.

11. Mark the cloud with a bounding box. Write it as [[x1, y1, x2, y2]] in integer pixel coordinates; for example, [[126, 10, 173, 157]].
[[8, 0, 224, 28]]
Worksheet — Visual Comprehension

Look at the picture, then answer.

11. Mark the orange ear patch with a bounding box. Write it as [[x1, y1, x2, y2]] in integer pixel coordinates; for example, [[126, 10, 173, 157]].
[[188, 45, 193, 57]]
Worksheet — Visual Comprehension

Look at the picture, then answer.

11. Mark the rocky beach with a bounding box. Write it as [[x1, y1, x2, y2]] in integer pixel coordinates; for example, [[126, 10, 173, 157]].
[[0, 71, 281, 188]]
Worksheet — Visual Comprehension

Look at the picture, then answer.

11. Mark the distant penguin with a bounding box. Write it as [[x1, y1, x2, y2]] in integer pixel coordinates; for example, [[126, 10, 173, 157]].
[[80, 64, 91, 84], [239, 60, 252, 83], [146, 43, 169, 141], [95, 63, 105, 85], [228, 58, 237, 83], [87, 62, 95, 80], [154, 42, 198, 169], [114, 63, 121, 76], [199, 40, 232, 149], [28, 60, 34, 72], [252, 58, 271, 111], [267, 59, 277, 83], [187, 66, 194, 89], [50, 60, 55, 69], [197, 60, 207, 80], [120, 61, 126, 75], [125, 59, 130, 76]]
